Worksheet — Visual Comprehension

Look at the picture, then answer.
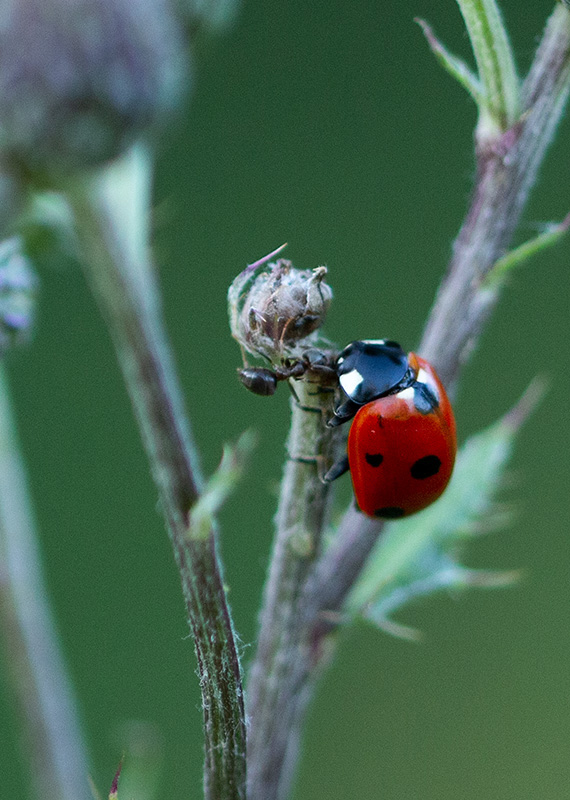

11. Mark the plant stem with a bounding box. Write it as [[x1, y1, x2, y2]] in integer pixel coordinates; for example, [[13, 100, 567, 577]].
[[315, 0, 570, 616], [66, 148, 246, 800], [247, 5, 570, 798], [0, 363, 91, 800], [455, 0, 520, 132], [246, 380, 337, 800], [420, 2, 570, 386]]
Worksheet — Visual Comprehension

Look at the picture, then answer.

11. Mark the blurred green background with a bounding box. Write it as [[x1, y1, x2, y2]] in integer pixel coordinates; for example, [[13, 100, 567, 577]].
[[2, 1, 569, 798]]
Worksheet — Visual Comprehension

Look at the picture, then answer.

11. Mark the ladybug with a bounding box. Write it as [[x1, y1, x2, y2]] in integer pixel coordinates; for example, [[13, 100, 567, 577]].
[[326, 340, 456, 519]]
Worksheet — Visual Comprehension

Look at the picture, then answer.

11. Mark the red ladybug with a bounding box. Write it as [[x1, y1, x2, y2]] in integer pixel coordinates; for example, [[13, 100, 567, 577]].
[[327, 340, 456, 518]]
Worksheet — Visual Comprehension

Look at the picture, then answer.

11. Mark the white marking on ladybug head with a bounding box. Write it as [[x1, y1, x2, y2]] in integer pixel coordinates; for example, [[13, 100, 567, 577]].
[[339, 369, 363, 397]]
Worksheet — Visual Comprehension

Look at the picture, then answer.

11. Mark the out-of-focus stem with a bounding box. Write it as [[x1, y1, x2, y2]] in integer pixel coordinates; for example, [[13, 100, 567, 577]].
[[0, 363, 91, 800], [67, 148, 246, 800]]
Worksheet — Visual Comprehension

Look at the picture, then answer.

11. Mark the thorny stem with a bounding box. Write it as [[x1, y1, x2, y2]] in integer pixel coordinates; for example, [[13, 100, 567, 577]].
[[0, 364, 91, 800], [246, 6, 570, 800], [66, 150, 246, 800]]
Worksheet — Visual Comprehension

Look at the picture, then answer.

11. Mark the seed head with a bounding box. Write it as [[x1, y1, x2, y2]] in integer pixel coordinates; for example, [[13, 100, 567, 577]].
[[0, 0, 187, 176], [228, 246, 333, 363]]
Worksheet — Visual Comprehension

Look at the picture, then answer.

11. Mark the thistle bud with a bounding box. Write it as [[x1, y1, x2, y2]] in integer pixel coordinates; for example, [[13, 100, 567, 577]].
[[0, 0, 187, 176], [0, 238, 38, 353], [228, 246, 333, 363]]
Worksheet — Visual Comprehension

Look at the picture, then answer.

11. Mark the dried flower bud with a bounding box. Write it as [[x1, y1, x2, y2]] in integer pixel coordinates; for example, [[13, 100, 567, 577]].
[[0, 238, 38, 353], [228, 246, 333, 363], [0, 0, 187, 176]]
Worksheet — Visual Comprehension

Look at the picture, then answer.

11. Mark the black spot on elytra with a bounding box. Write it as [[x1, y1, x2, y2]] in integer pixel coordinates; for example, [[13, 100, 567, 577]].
[[410, 454, 441, 479], [374, 507, 405, 519], [413, 382, 439, 415], [365, 452, 383, 467]]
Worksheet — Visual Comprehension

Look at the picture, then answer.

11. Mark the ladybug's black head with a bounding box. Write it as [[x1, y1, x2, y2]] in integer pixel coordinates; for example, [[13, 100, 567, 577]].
[[337, 338, 409, 402], [328, 340, 410, 427]]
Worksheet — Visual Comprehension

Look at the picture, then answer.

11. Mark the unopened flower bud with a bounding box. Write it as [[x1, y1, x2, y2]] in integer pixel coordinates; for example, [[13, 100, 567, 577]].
[[0, 0, 187, 176], [0, 238, 38, 353], [228, 246, 333, 363]]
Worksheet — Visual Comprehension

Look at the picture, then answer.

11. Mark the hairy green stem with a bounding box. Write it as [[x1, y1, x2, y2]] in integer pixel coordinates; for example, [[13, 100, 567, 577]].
[[247, 5, 570, 799], [246, 380, 337, 800], [0, 364, 91, 800], [66, 149, 246, 800], [421, 3, 570, 384], [455, 0, 520, 133]]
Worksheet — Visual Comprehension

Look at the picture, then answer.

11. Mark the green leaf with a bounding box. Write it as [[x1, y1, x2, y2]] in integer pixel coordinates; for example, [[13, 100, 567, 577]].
[[188, 430, 256, 540], [484, 212, 570, 287], [455, 0, 520, 137], [416, 19, 485, 109], [108, 759, 123, 800], [346, 381, 544, 635], [111, 722, 164, 800], [19, 191, 76, 257]]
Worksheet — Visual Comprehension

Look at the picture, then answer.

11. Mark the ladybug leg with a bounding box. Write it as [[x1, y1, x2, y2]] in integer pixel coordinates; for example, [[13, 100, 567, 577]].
[[307, 363, 338, 383], [327, 398, 361, 427], [323, 454, 350, 483]]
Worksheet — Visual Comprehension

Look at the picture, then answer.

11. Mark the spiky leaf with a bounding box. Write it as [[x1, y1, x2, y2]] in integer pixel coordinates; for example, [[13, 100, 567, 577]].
[[346, 384, 542, 636]]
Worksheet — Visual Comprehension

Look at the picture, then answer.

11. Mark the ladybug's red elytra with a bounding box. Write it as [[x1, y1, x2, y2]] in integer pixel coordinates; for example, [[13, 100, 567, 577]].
[[326, 340, 456, 519]]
